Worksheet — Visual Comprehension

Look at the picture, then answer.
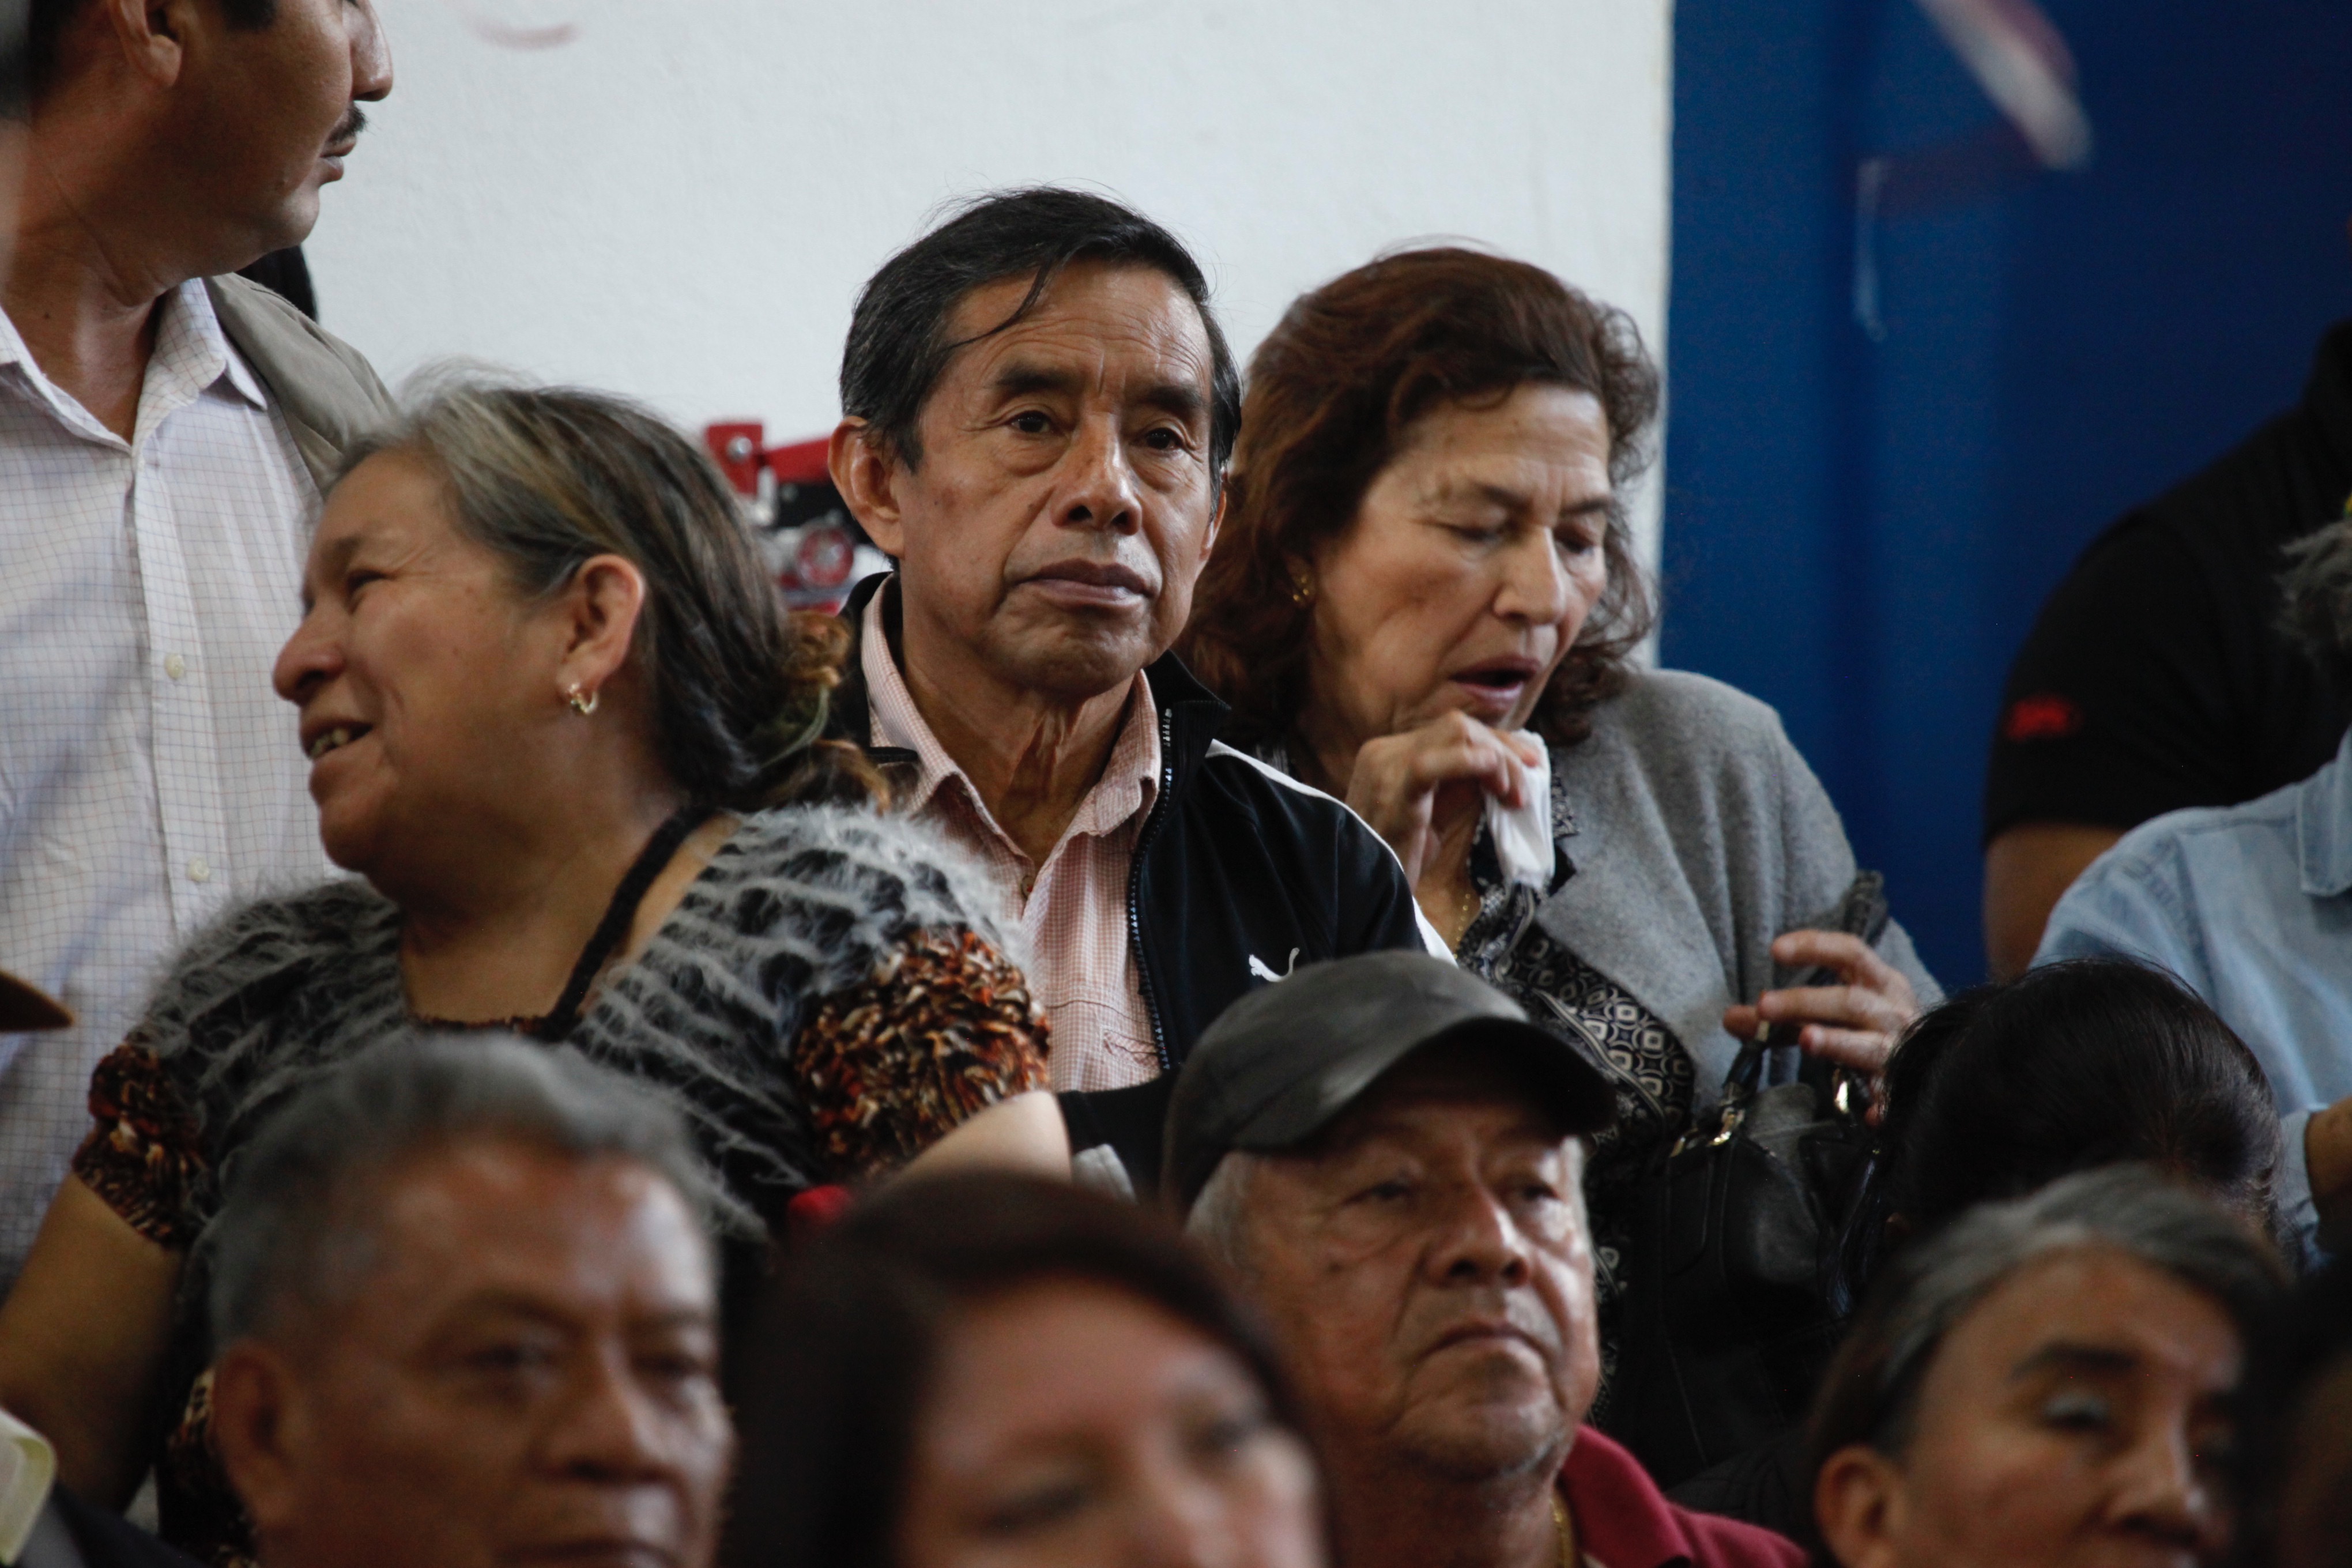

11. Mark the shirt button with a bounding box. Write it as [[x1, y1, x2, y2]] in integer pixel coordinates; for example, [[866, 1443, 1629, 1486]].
[[164, 653, 187, 681], [187, 858, 212, 884]]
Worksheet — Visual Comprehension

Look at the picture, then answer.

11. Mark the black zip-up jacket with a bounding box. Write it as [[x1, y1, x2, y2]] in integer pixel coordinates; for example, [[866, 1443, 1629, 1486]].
[[830, 574, 1430, 1192]]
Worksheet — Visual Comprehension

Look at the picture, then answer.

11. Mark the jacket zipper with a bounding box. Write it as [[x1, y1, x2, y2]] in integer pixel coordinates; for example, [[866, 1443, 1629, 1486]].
[[1128, 709, 1179, 1075]]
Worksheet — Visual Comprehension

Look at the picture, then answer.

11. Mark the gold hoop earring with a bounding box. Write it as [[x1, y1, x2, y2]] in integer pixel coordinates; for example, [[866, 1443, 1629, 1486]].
[[566, 683, 600, 717]]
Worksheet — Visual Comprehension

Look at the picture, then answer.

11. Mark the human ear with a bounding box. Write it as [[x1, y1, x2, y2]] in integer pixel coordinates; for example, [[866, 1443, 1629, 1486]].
[[101, 0, 192, 88], [830, 419, 907, 559], [209, 1343, 307, 1537], [1200, 477, 1227, 560], [1814, 1444, 1906, 1568], [555, 555, 648, 701]]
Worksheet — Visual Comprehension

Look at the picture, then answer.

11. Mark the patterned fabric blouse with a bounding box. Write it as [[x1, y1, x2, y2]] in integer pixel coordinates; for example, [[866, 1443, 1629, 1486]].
[[1454, 768, 1694, 1424], [70, 805, 1048, 1567]]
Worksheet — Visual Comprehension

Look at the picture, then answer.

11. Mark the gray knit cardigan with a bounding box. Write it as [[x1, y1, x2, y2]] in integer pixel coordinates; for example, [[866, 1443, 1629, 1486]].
[[1536, 669, 1942, 1102]]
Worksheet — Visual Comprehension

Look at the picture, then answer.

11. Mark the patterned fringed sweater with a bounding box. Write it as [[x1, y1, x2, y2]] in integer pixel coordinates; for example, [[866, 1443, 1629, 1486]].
[[71, 805, 1048, 1568]]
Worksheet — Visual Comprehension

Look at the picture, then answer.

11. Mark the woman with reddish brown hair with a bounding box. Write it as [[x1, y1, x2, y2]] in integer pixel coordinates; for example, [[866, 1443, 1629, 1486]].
[[1179, 247, 1940, 1479]]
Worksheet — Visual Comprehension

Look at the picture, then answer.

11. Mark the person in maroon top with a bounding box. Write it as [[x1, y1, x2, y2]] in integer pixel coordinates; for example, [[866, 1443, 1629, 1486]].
[[1168, 952, 1803, 1568]]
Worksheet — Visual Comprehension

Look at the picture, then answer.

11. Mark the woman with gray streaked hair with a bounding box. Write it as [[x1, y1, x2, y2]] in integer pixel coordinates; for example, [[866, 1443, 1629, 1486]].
[[1807, 1165, 2287, 1568], [2036, 512, 2352, 1257], [0, 382, 1064, 1567]]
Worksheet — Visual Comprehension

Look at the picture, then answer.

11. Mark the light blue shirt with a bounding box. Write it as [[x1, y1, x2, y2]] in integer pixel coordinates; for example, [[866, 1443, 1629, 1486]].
[[2036, 728, 2352, 1251]]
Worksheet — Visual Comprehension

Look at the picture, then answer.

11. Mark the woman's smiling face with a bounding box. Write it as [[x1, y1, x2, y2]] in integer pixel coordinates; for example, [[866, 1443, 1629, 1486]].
[[272, 453, 563, 880], [1302, 384, 1613, 751]]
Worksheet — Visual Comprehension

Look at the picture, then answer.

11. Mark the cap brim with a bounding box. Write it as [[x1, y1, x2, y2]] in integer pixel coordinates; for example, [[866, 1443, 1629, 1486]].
[[1229, 1013, 1618, 1156], [0, 972, 71, 1033]]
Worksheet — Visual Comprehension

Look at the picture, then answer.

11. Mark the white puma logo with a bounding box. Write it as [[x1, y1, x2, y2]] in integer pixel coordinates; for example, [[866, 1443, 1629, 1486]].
[[1249, 948, 1301, 983]]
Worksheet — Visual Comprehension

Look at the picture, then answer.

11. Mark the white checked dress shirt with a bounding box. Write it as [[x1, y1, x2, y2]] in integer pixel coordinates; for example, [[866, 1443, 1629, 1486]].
[[862, 593, 1166, 1092], [0, 280, 329, 1287]]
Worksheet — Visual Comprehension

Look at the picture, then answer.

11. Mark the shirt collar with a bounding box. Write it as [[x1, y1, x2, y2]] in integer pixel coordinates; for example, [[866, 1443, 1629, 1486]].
[[861, 591, 1160, 854], [0, 297, 34, 375], [1556, 1426, 1704, 1568], [2298, 727, 2352, 898], [165, 278, 270, 410], [0, 278, 266, 434]]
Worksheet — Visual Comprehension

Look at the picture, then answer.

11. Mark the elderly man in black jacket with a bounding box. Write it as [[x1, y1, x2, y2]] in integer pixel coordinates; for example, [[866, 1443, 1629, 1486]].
[[827, 187, 1432, 1193]]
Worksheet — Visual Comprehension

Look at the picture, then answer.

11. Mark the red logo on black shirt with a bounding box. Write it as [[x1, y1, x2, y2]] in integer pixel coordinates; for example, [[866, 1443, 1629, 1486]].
[[2002, 693, 2083, 742]]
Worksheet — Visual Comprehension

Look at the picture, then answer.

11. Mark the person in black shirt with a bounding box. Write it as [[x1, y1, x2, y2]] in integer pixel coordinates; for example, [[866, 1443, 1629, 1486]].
[[1982, 319, 2352, 976]]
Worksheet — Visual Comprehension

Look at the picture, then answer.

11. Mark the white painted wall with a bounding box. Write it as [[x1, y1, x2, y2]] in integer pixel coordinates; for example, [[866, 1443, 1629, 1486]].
[[307, 0, 1672, 552]]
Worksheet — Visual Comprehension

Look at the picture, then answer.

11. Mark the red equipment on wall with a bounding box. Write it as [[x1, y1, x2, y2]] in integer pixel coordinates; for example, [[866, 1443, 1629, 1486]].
[[703, 421, 891, 614]]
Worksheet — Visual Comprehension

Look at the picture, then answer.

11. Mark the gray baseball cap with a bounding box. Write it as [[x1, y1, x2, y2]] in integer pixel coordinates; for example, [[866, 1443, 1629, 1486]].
[[1163, 950, 1616, 1211]]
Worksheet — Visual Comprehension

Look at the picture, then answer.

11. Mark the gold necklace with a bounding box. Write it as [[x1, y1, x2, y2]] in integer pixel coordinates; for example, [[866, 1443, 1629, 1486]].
[[1551, 1492, 1577, 1568]]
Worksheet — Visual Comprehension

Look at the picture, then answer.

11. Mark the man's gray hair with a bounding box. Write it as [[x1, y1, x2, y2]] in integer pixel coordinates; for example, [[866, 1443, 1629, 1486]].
[[2281, 515, 2352, 691], [203, 1034, 714, 1350], [1183, 1150, 1265, 1275], [1811, 1164, 2287, 1464]]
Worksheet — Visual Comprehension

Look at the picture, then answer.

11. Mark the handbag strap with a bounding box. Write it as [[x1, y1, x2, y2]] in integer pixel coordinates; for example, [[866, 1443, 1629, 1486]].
[[1721, 1036, 1769, 1101]]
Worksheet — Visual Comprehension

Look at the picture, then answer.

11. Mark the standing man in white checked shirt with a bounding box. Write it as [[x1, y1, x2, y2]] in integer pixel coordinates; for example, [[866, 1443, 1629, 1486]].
[[0, 0, 395, 1288]]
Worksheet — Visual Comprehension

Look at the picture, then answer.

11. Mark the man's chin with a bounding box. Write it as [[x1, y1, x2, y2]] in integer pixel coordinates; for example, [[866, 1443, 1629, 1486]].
[[1388, 1394, 1571, 1484], [989, 621, 1163, 705], [255, 186, 326, 258], [1383, 1410, 1571, 1486]]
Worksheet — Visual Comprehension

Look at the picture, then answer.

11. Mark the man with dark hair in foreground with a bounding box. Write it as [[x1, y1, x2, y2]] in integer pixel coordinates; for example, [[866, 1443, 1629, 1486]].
[[1172, 953, 1804, 1568], [826, 186, 1431, 1196], [208, 1037, 732, 1568], [0, 0, 397, 1290]]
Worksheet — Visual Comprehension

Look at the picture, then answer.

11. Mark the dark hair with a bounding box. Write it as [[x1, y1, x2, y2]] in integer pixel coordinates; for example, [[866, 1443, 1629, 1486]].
[[341, 381, 879, 811], [838, 186, 1241, 480], [721, 1171, 1302, 1568], [13, 0, 276, 113], [1178, 246, 1661, 749], [1840, 958, 2286, 1302], [2280, 515, 2352, 692], [1807, 1167, 2286, 1567]]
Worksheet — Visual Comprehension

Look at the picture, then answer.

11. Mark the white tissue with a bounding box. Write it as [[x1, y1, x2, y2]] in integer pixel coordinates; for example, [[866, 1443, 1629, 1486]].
[[0, 1407, 56, 1566], [1485, 730, 1554, 889]]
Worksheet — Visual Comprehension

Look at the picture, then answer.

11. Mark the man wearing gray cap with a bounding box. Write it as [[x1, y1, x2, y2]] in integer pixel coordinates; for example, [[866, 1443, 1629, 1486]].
[[1170, 952, 1801, 1568]]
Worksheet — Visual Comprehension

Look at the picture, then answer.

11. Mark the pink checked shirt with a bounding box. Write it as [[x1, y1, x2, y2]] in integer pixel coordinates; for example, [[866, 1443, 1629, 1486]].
[[861, 594, 1164, 1092]]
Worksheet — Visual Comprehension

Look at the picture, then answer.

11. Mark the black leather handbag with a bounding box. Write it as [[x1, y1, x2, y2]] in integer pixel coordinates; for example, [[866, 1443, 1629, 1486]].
[[1595, 873, 1889, 1488]]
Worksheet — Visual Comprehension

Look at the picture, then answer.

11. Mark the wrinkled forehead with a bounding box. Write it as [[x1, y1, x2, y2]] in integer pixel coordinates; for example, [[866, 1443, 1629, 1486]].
[[304, 449, 459, 576], [933, 259, 1216, 402], [332, 1142, 717, 1331], [1938, 1245, 2246, 1398]]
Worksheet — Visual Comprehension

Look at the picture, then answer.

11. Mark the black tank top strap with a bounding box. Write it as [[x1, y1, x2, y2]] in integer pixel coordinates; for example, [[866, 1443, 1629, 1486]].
[[535, 804, 714, 1042]]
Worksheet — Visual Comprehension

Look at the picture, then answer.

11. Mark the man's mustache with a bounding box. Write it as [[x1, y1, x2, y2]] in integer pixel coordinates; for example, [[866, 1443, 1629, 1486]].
[[329, 105, 369, 148]]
